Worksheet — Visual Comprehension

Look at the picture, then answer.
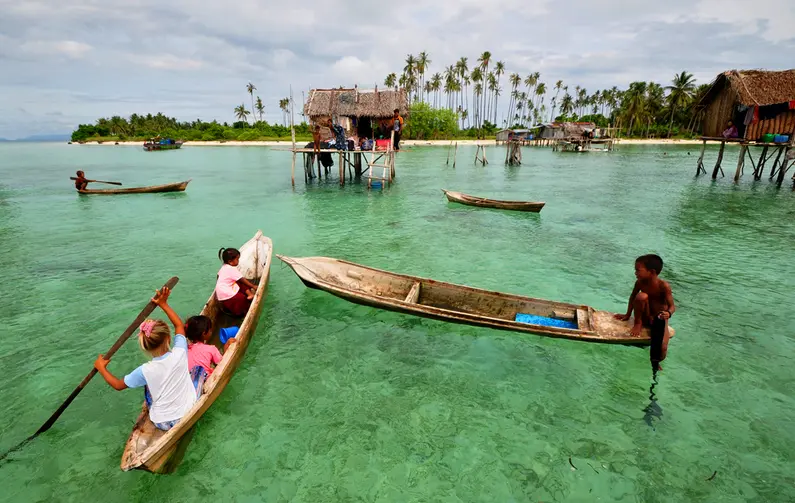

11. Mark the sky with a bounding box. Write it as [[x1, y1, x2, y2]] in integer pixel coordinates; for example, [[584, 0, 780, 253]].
[[0, 0, 793, 138]]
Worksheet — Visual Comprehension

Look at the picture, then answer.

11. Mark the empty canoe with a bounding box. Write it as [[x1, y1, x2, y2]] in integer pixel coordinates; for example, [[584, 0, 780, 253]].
[[120, 231, 272, 473], [78, 180, 191, 195], [442, 189, 545, 212], [277, 255, 672, 345]]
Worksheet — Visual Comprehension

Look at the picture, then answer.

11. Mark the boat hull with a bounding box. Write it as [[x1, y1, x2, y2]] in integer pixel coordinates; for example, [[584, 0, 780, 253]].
[[78, 180, 191, 195], [278, 255, 673, 345], [442, 189, 545, 212], [120, 231, 272, 473]]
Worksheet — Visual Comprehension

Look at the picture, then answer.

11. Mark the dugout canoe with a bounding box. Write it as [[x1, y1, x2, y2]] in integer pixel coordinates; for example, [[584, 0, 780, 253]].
[[442, 189, 545, 212], [277, 255, 673, 345], [121, 231, 272, 473], [78, 180, 191, 195]]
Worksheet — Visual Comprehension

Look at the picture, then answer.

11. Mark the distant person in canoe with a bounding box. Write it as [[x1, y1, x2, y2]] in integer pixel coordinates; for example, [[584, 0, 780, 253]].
[[614, 254, 676, 371], [216, 247, 258, 316], [94, 287, 205, 430], [74, 170, 88, 191], [185, 315, 236, 376]]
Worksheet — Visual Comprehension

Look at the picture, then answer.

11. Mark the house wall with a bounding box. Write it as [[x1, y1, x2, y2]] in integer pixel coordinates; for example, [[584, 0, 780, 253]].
[[702, 83, 736, 137], [745, 111, 795, 141]]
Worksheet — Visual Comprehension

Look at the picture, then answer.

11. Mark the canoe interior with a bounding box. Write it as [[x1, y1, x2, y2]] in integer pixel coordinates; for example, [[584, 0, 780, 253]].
[[121, 231, 271, 473], [284, 256, 665, 344]]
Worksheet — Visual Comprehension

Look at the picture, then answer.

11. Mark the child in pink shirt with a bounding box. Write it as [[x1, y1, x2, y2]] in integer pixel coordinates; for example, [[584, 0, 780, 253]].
[[185, 315, 236, 375], [216, 247, 258, 316]]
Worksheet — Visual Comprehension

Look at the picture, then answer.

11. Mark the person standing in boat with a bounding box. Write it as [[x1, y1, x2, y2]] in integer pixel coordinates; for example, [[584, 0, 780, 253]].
[[614, 254, 676, 372], [390, 108, 404, 151], [94, 287, 204, 430]]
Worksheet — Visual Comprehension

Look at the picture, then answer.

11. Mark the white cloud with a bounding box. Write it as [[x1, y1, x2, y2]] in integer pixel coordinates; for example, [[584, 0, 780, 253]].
[[0, 0, 793, 138]]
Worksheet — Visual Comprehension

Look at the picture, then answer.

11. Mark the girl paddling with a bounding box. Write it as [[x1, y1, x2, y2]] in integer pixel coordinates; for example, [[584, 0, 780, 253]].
[[94, 287, 204, 431]]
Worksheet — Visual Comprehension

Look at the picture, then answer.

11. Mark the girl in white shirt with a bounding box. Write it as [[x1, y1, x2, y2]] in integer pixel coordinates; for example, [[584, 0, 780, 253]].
[[94, 287, 203, 431]]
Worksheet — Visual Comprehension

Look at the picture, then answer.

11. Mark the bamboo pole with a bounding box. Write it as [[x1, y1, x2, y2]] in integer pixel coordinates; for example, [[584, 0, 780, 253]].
[[695, 140, 707, 175], [290, 86, 296, 186], [452, 142, 457, 168]]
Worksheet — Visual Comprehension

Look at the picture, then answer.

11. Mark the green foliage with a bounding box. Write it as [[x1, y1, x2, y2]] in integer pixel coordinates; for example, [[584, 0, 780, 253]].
[[577, 114, 610, 127], [404, 102, 459, 139], [71, 113, 311, 142]]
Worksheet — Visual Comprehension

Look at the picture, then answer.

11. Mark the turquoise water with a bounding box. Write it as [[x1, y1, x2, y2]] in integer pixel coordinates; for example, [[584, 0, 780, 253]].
[[1, 142, 793, 502]]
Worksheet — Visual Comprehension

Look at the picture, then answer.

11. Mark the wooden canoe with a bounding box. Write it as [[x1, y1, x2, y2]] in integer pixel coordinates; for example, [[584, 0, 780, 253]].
[[277, 255, 673, 345], [78, 180, 191, 195], [442, 189, 545, 212], [121, 231, 272, 473]]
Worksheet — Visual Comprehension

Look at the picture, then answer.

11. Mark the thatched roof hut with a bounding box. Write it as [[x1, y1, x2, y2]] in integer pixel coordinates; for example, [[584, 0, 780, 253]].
[[697, 69, 795, 140], [303, 87, 408, 141]]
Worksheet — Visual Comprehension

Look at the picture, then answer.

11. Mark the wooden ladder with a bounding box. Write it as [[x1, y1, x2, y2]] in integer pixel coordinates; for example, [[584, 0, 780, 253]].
[[368, 130, 395, 189]]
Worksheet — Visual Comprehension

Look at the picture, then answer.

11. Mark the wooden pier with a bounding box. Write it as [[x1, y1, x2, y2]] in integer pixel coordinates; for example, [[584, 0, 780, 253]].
[[694, 137, 794, 186]]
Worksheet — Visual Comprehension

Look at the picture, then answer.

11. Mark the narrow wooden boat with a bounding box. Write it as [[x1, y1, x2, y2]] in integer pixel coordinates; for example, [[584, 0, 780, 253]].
[[442, 189, 545, 212], [143, 138, 184, 151], [277, 255, 673, 345], [121, 231, 272, 473], [78, 180, 191, 195]]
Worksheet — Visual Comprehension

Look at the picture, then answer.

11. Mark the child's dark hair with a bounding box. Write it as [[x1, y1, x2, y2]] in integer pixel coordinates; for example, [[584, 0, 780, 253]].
[[185, 315, 213, 343], [218, 247, 241, 264], [636, 254, 663, 274]]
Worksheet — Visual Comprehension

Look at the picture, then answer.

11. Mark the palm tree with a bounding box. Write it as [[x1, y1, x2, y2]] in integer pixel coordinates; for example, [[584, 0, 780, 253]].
[[384, 73, 397, 89], [404, 54, 417, 101], [534, 83, 547, 121], [623, 82, 648, 135], [246, 83, 257, 121], [279, 98, 292, 126], [235, 104, 250, 123], [560, 93, 574, 116], [665, 71, 696, 137], [255, 96, 265, 122], [456, 57, 469, 125], [431, 73, 442, 108], [470, 67, 483, 127], [417, 52, 431, 102], [549, 80, 563, 121], [477, 51, 491, 128]]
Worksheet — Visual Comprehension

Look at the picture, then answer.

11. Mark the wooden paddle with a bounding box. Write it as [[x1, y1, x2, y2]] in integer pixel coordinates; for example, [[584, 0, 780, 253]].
[[0, 276, 179, 463], [69, 177, 123, 186]]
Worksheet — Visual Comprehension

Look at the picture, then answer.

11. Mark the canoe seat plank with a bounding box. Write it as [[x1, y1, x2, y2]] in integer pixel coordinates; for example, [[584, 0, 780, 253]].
[[576, 308, 590, 332], [404, 282, 421, 304], [552, 310, 576, 321]]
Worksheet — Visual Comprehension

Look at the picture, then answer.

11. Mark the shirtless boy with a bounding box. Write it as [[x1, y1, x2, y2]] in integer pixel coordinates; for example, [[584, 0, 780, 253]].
[[614, 254, 676, 371]]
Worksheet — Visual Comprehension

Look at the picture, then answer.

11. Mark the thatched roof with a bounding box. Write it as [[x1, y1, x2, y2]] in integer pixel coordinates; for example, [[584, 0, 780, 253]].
[[304, 88, 409, 119], [700, 69, 795, 107]]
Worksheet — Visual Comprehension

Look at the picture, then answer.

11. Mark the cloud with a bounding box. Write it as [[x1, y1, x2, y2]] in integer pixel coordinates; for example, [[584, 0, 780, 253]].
[[0, 0, 793, 138]]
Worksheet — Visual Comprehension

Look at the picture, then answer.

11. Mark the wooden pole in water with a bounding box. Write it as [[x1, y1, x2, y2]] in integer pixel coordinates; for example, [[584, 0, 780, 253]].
[[696, 140, 707, 175], [452, 142, 457, 168], [290, 86, 296, 186], [734, 144, 746, 182], [712, 141, 725, 179]]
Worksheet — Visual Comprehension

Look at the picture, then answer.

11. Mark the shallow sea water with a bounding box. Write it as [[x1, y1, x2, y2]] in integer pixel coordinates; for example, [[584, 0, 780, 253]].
[[0, 142, 793, 502]]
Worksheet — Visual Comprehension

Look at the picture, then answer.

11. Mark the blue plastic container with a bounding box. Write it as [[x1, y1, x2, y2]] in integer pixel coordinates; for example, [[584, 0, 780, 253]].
[[219, 326, 239, 344], [515, 313, 578, 330]]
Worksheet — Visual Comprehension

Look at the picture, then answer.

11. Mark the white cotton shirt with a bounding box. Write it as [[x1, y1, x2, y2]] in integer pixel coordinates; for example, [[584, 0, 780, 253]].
[[124, 335, 197, 424]]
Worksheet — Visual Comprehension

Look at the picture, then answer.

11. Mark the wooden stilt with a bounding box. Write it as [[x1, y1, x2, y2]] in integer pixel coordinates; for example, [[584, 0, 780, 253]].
[[712, 141, 725, 179], [734, 144, 746, 182], [777, 147, 792, 186], [755, 145, 769, 180], [354, 152, 362, 177], [452, 142, 457, 168], [696, 140, 707, 175], [769, 147, 784, 179], [291, 152, 296, 186], [338, 151, 344, 186]]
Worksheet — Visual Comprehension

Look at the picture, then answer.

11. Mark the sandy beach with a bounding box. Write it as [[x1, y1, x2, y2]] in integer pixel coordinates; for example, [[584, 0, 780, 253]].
[[78, 138, 714, 147]]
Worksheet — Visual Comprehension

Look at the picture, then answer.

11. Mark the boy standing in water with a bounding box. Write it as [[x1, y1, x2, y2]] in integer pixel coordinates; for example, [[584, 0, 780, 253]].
[[614, 254, 675, 371]]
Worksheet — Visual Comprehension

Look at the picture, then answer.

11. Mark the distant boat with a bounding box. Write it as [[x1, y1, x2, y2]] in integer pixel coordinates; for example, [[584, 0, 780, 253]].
[[442, 189, 545, 212], [78, 180, 191, 194], [143, 137, 183, 151]]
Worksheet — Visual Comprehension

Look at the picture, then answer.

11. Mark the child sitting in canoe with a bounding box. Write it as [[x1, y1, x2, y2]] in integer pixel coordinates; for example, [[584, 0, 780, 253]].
[[216, 247, 258, 316], [74, 170, 88, 191], [614, 254, 676, 372], [185, 315, 236, 376], [94, 287, 204, 431]]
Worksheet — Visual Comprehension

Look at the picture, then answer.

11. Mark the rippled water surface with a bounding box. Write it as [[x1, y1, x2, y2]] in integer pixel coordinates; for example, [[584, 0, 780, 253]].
[[0, 142, 793, 502]]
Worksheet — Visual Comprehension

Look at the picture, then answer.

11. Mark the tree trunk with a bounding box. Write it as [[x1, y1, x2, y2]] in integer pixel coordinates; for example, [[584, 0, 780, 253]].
[[667, 105, 676, 138]]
